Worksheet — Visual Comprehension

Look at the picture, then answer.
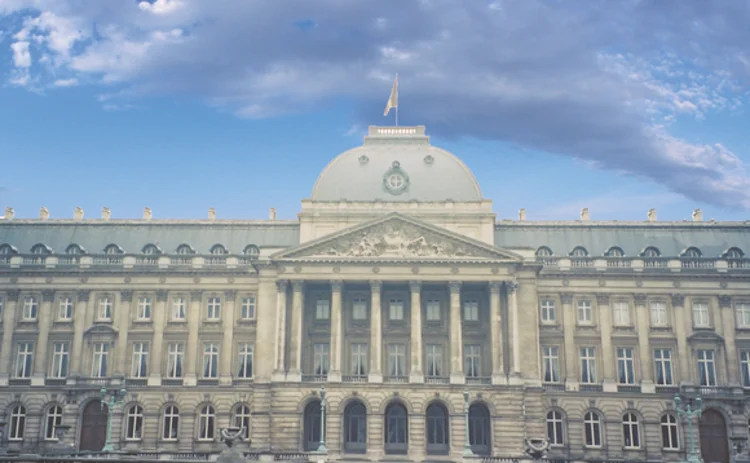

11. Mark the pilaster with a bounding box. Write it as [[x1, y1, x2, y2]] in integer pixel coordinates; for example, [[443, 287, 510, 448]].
[[287, 281, 304, 382], [489, 282, 505, 385], [219, 290, 237, 386], [508, 281, 521, 379], [449, 281, 465, 384], [597, 294, 616, 392], [328, 280, 343, 383], [272, 280, 288, 382], [671, 293, 691, 385], [184, 291, 202, 386], [0, 290, 19, 385], [368, 280, 383, 383], [69, 290, 89, 378], [561, 292, 577, 390], [720, 295, 739, 385], [32, 290, 55, 386], [634, 293, 654, 393], [148, 290, 168, 386], [409, 280, 424, 384]]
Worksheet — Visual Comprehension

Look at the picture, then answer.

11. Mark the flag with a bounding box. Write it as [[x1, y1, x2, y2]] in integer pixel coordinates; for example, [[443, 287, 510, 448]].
[[383, 75, 398, 116]]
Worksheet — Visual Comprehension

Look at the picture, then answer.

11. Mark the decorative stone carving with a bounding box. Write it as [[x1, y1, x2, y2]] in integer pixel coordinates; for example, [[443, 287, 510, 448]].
[[506, 281, 518, 292], [635, 279, 643, 288], [227, 277, 235, 284], [45, 276, 53, 284], [332, 266, 341, 274], [634, 294, 647, 305], [6, 289, 20, 302], [76, 290, 90, 302], [450, 266, 459, 274], [673, 280, 681, 288], [124, 277, 131, 284], [80, 276, 88, 283], [330, 281, 343, 292], [596, 294, 610, 305], [562, 279, 569, 287], [720, 281, 729, 289], [489, 282, 502, 294], [157, 290, 169, 302], [598, 279, 606, 287], [369, 280, 382, 293], [409, 281, 421, 292], [372, 266, 380, 274], [293, 266, 302, 273], [671, 294, 685, 306], [383, 160, 410, 195], [276, 280, 288, 292], [292, 281, 304, 292], [719, 295, 732, 308], [449, 281, 462, 293], [120, 290, 133, 302], [190, 291, 203, 302], [159, 277, 167, 284], [411, 266, 419, 274], [10, 277, 18, 284], [193, 277, 201, 284], [560, 293, 574, 305], [42, 290, 56, 302]]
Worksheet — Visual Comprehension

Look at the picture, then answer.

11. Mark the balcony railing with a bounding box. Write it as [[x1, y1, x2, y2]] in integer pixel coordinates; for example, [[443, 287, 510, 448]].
[[617, 384, 641, 393], [384, 375, 408, 384], [571, 258, 594, 268], [543, 382, 565, 391], [579, 384, 603, 392], [301, 374, 327, 382], [655, 385, 680, 394], [466, 376, 492, 385], [425, 376, 449, 384], [606, 258, 631, 268], [643, 258, 669, 268], [342, 375, 368, 383], [682, 258, 716, 269]]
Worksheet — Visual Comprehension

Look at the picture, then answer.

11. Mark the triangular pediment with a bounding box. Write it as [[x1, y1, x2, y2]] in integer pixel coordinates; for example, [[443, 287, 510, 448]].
[[273, 213, 522, 262]]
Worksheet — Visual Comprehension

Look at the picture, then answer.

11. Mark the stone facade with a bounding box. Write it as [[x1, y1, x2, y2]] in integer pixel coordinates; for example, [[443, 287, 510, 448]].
[[0, 126, 749, 462]]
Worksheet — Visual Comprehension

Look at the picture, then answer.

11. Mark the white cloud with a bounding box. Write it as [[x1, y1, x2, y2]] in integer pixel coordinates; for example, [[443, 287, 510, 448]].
[[10, 40, 30, 67], [138, 0, 183, 15], [53, 77, 77, 86]]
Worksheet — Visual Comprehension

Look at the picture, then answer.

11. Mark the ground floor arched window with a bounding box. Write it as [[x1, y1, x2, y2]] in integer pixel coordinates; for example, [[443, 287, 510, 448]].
[[469, 403, 491, 455], [426, 402, 449, 455], [343, 401, 367, 453], [303, 400, 322, 451], [384, 402, 408, 455]]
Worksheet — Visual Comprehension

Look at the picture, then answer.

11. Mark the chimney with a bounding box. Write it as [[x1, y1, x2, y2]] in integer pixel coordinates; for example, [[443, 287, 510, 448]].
[[518, 208, 526, 221], [580, 208, 590, 221], [647, 208, 656, 222], [74, 207, 84, 220], [269, 208, 277, 220], [692, 208, 702, 222], [3, 207, 13, 220], [101, 207, 111, 220], [143, 207, 152, 221], [208, 207, 216, 221], [40, 207, 49, 220]]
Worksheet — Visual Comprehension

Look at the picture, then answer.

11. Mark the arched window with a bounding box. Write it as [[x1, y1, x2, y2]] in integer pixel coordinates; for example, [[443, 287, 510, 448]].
[[233, 405, 251, 440], [209, 244, 228, 255], [546, 410, 564, 446], [176, 244, 194, 255], [426, 402, 449, 455], [104, 244, 123, 255], [0, 244, 17, 255], [243, 245, 260, 257], [622, 413, 640, 448], [343, 401, 367, 453], [303, 400, 322, 451], [142, 244, 161, 255], [45, 405, 63, 440], [681, 247, 702, 258], [126, 405, 144, 440], [162, 405, 179, 441], [583, 411, 601, 447], [724, 247, 744, 259], [661, 414, 679, 450], [641, 246, 661, 258], [30, 244, 51, 255], [468, 403, 491, 455], [536, 246, 553, 257], [605, 246, 625, 257], [198, 405, 215, 441], [9, 405, 26, 440], [65, 244, 85, 255], [570, 246, 588, 257], [384, 402, 408, 455]]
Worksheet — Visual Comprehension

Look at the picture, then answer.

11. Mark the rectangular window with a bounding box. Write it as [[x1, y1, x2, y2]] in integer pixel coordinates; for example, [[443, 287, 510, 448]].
[[315, 299, 330, 320], [202, 343, 219, 378], [240, 296, 256, 320], [136, 296, 152, 320], [172, 297, 186, 321], [617, 347, 635, 384], [697, 349, 716, 386], [389, 299, 404, 321], [650, 301, 668, 326], [167, 343, 184, 378], [58, 297, 73, 320], [97, 296, 113, 320], [51, 342, 69, 378], [542, 346, 560, 383], [131, 343, 149, 378], [425, 299, 441, 321], [350, 343, 368, 376], [207, 297, 221, 320], [540, 299, 556, 323], [15, 343, 34, 378], [740, 350, 750, 387], [465, 344, 481, 378], [580, 347, 596, 384], [613, 301, 630, 326], [692, 302, 710, 328], [387, 344, 406, 377], [425, 344, 443, 377], [237, 344, 253, 378], [736, 303, 750, 328], [22, 296, 38, 320], [463, 300, 479, 321], [352, 298, 367, 320], [577, 300, 592, 324], [91, 343, 109, 377], [313, 343, 330, 375], [654, 349, 673, 385]]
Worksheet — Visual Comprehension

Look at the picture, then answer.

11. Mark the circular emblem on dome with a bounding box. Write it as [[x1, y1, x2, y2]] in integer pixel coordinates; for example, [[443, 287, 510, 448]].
[[358, 155, 369, 165], [383, 160, 409, 195], [424, 155, 434, 165]]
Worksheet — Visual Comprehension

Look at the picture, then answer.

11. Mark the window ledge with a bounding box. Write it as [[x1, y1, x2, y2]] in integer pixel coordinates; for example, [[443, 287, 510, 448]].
[[237, 319, 256, 325], [133, 319, 152, 324]]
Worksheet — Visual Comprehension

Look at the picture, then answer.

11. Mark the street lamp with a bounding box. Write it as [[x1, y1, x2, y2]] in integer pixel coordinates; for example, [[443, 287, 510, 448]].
[[674, 394, 703, 463], [100, 383, 128, 453], [316, 386, 327, 453], [463, 390, 474, 457]]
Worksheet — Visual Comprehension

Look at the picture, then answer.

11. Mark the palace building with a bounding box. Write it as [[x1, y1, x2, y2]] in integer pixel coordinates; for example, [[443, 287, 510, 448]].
[[0, 125, 749, 463]]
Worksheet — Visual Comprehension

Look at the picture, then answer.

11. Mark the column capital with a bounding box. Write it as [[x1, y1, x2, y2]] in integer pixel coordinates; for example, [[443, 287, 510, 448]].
[[276, 280, 289, 292], [41, 290, 56, 302], [634, 293, 647, 306], [292, 280, 304, 292], [505, 281, 518, 293], [489, 281, 502, 294], [670, 293, 685, 307], [120, 290, 133, 303], [409, 280, 422, 292], [224, 290, 237, 300], [596, 294, 610, 305], [369, 280, 382, 293], [560, 293, 574, 305], [449, 281, 462, 293], [75, 290, 90, 302], [719, 295, 732, 308], [190, 290, 203, 302], [331, 280, 343, 292], [156, 290, 169, 302]]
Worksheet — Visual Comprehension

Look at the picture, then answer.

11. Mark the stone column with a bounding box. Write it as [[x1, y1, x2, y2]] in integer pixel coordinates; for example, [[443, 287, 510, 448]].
[[598, 294, 616, 392], [69, 290, 89, 377], [287, 281, 304, 382], [720, 295, 739, 385], [329, 280, 343, 383], [184, 291, 202, 386], [0, 290, 19, 385], [272, 280, 288, 382], [219, 290, 236, 386], [490, 282, 505, 385], [32, 290, 55, 385], [561, 293, 577, 389], [368, 281, 383, 383], [449, 281, 465, 384], [671, 294, 690, 385], [508, 282, 521, 379], [635, 294, 654, 392], [115, 290, 132, 377], [148, 290, 168, 386], [409, 280, 424, 383]]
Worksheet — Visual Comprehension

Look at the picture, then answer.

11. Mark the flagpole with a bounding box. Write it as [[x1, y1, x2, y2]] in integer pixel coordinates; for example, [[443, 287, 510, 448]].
[[395, 105, 399, 127], [395, 73, 399, 127]]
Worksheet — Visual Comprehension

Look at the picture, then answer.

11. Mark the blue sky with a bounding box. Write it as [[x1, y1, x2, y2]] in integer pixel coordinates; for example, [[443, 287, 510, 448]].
[[1, 0, 750, 222]]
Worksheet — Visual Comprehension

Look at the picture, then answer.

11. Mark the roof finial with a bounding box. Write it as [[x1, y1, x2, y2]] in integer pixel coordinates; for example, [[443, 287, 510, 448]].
[[101, 207, 111, 220], [208, 207, 216, 221], [580, 208, 590, 221], [143, 207, 152, 221], [74, 207, 84, 220], [3, 207, 13, 220], [40, 207, 49, 220], [692, 209, 702, 222], [518, 208, 526, 221], [647, 208, 656, 222], [269, 208, 277, 220]]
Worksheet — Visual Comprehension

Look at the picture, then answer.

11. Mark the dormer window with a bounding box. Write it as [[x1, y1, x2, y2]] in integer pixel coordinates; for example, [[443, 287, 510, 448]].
[[243, 245, 260, 257], [209, 244, 228, 255], [570, 246, 589, 258], [681, 247, 702, 258], [65, 244, 85, 255], [0, 244, 16, 255], [536, 246, 553, 257], [641, 247, 661, 258], [605, 246, 625, 257], [104, 244, 124, 255], [142, 244, 161, 255], [176, 244, 194, 255], [30, 244, 52, 255], [723, 247, 744, 259]]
